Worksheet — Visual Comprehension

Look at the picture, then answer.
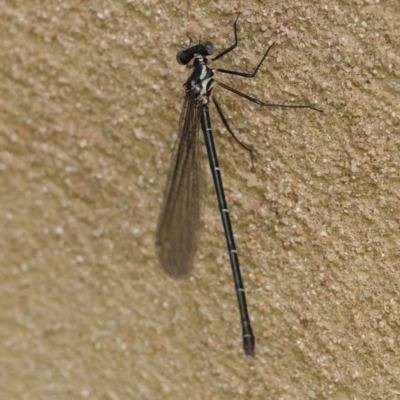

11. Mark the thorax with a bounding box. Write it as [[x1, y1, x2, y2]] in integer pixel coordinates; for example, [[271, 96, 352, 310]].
[[183, 56, 214, 105]]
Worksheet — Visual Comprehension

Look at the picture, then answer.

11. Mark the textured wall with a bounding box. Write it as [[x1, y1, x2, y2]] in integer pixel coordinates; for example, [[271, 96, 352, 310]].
[[1, 0, 399, 399]]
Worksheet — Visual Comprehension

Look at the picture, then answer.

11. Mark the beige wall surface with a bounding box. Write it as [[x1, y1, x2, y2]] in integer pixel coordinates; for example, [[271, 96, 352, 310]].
[[1, 0, 399, 399]]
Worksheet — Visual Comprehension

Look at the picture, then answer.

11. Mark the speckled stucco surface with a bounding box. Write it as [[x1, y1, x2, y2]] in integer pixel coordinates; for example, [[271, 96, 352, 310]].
[[1, 1, 399, 399]]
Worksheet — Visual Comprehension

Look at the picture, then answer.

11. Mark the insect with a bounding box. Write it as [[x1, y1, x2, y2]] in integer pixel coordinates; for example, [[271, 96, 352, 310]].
[[156, 13, 322, 356]]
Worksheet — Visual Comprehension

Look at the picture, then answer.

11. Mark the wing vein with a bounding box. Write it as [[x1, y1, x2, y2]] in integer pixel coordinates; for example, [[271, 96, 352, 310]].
[[156, 91, 204, 277]]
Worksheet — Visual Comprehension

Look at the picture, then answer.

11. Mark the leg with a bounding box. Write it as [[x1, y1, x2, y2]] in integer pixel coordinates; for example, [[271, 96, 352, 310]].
[[214, 42, 276, 78], [211, 13, 241, 62], [216, 80, 324, 112], [212, 97, 254, 167]]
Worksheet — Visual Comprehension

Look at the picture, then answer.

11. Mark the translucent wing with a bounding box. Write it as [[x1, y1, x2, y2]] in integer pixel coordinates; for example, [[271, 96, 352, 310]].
[[156, 91, 204, 277]]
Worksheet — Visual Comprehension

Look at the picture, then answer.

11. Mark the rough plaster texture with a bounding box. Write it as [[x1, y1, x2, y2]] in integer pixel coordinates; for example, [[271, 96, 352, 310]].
[[1, 0, 399, 399]]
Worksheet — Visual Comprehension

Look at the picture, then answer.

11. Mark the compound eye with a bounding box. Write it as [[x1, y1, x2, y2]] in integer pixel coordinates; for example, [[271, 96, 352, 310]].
[[203, 41, 215, 56], [176, 50, 189, 65]]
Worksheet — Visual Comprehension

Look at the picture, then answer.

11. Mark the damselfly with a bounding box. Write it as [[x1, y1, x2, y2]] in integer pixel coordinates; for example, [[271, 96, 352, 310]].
[[156, 14, 322, 357]]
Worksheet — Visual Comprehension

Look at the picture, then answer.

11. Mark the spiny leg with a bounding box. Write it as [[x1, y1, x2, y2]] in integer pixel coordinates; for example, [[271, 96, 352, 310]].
[[211, 13, 241, 62], [214, 42, 276, 78], [212, 96, 254, 167], [216, 80, 323, 112]]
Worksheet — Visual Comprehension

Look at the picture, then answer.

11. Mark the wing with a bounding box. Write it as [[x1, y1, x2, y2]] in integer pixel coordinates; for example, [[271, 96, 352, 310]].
[[156, 91, 204, 277]]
